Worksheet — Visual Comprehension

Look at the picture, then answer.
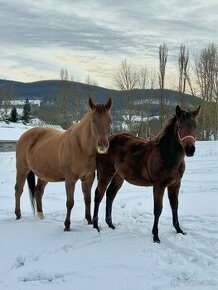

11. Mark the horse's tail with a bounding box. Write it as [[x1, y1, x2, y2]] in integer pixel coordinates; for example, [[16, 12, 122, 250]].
[[27, 170, 36, 214]]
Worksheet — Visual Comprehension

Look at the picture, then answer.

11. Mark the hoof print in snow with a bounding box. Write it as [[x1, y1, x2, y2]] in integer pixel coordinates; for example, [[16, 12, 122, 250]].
[[19, 271, 64, 284], [13, 256, 26, 269]]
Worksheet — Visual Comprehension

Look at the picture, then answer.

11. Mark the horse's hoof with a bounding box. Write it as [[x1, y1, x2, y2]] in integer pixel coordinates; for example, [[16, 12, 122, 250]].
[[106, 218, 116, 230], [108, 223, 116, 230], [15, 210, 21, 220], [64, 227, 71, 232], [87, 220, 93, 225], [93, 224, 101, 233], [179, 231, 187, 235], [153, 236, 161, 243], [176, 228, 187, 235], [37, 212, 45, 220]]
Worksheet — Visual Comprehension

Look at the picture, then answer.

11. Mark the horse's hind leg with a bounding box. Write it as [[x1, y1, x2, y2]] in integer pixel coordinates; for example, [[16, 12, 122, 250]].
[[64, 178, 76, 231], [81, 172, 95, 224], [168, 182, 186, 235], [105, 173, 124, 229], [15, 171, 28, 219], [35, 178, 48, 219]]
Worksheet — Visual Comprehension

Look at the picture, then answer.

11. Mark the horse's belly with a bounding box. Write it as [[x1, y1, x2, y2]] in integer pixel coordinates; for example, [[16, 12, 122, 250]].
[[118, 166, 152, 187], [32, 167, 64, 182], [126, 177, 152, 187], [119, 170, 152, 186]]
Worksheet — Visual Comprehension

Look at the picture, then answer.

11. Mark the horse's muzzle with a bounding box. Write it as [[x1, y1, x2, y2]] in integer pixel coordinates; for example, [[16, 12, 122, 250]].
[[96, 141, 109, 154], [184, 144, 195, 157]]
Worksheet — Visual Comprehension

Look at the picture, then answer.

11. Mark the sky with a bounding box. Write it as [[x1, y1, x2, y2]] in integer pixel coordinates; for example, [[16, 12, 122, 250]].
[[0, 0, 217, 89]]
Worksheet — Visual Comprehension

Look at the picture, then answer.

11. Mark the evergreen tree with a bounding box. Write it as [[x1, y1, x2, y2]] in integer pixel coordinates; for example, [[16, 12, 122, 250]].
[[22, 98, 31, 123], [10, 107, 18, 122]]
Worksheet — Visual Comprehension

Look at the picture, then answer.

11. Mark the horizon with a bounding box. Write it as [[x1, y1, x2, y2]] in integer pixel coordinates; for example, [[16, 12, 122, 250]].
[[0, 77, 200, 97]]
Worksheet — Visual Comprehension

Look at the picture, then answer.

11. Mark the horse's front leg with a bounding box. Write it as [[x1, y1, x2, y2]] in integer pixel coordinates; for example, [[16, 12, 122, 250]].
[[168, 181, 186, 235], [152, 184, 165, 243], [15, 171, 28, 219], [81, 173, 95, 224], [93, 177, 112, 232], [105, 173, 124, 229], [64, 178, 76, 231]]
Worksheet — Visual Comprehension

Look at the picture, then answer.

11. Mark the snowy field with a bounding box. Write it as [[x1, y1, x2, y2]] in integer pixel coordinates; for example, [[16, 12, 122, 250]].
[[0, 122, 32, 141], [0, 141, 218, 290]]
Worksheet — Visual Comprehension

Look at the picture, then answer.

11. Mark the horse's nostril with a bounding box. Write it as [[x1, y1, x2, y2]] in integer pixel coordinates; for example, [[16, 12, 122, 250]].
[[97, 141, 109, 148]]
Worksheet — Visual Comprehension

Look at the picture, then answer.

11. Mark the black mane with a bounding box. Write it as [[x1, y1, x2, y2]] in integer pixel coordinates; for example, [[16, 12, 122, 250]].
[[153, 115, 177, 144]]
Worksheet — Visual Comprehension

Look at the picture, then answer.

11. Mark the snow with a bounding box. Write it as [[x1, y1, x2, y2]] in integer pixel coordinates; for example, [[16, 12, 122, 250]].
[[0, 138, 218, 290], [0, 122, 32, 141], [0, 122, 63, 141]]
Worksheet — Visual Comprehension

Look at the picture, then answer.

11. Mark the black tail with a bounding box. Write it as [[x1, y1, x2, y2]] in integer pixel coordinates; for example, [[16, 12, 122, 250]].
[[27, 170, 36, 214]]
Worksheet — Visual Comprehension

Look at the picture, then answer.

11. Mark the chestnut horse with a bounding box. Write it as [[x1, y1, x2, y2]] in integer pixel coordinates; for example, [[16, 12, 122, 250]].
[[15, 97, 112, 231], [93, 105, 201, 243]]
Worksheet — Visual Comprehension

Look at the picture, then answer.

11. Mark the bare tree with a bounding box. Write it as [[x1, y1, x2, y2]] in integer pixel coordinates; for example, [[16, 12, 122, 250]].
[[158, 43, 168, 128], [114, 59, 138, 132], [137, 67, 154, 137], [85, 75, 98, 87], [178, 44, 189, 105], [149, 69, 158, 90], [212, 46, 218, 140], [194, 43, 217, 140], [84, 75, 98, 102], [57, 69, 73, 129]]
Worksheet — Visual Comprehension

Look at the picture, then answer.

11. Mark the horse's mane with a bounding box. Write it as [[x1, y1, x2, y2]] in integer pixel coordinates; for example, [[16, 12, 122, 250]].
[[153, 115, 177, 144], [94, 104, 108, 115]]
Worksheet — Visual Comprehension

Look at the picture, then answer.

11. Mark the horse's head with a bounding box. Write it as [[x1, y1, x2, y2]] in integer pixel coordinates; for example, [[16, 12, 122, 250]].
[[176, 105, 201, 157], [88, 97, 112, 154]]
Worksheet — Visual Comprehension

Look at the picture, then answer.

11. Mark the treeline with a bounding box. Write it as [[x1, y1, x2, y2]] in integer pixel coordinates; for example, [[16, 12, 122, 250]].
[[112, 43, 217, 140], [0, 43, 217, 140]]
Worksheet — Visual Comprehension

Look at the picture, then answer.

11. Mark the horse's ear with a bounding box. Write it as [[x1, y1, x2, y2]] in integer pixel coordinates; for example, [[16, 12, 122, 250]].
[[105, 97, 112, 110], [88, 97, 96, 110], [175, 105, 183, 118], [192, 105, 201, 117]]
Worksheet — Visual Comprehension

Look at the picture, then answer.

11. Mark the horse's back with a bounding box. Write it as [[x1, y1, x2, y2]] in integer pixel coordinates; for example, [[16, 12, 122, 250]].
[[16, 127, 64, 176], [17, 127, 63, 151], [109, 133, 153, 156]]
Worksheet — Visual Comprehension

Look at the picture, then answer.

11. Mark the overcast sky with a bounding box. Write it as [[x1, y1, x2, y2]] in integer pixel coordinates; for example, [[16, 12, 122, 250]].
[[0, 0, 217, 88]]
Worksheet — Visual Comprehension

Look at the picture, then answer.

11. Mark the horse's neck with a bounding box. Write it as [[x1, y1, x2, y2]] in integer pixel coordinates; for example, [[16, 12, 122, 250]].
[[70, 112, 96, 156], [158, 121, 184, 168]]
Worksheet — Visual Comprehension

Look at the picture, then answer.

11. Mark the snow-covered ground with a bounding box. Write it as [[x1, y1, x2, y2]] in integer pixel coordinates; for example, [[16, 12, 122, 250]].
[[0, 140, 218, 290], [0, 121, 63, 141], [0, 122, 32, 141]]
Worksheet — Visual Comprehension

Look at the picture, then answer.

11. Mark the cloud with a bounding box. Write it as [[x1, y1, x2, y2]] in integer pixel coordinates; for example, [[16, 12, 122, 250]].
[[0, 0, 217, 87], [0, 0, 131, 53]]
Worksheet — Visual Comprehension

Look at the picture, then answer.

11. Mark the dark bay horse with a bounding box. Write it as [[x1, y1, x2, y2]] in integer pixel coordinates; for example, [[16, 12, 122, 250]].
[[15, 97, 112, 231], [93, 105, 201, 243]]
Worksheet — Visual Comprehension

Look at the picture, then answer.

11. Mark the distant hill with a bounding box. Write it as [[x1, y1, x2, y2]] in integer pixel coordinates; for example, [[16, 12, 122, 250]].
[[0, 79, 202, 111]]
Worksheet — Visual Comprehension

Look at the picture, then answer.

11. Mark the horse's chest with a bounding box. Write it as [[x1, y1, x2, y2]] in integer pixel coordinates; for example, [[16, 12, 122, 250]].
[[160, 168, 183, 186], [73, 156, 96, 178]]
